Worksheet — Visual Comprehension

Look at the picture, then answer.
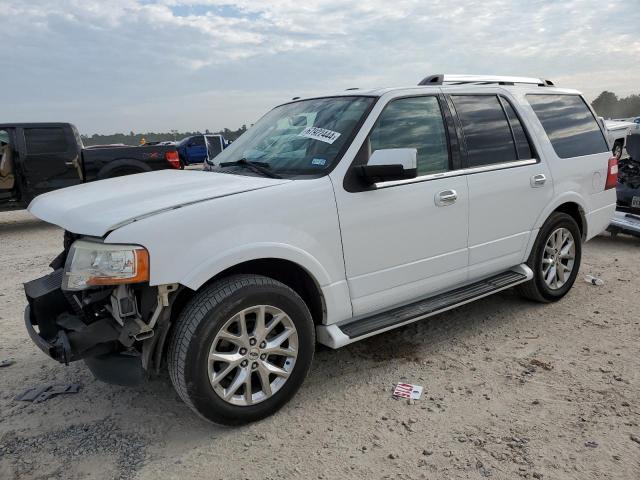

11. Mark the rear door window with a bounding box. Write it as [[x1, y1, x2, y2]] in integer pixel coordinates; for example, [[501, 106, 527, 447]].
[[499, 97, 533, 160], [206, 136, 223, 157], [526, 94, 608, 158], [451, 95, 517, 167], [191, 135, 205, 146], [24, 127, 69, 154]]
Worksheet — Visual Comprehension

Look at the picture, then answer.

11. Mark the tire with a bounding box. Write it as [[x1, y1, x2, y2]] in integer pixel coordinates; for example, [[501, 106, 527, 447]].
[[517, 212, 582, 303], [167, 274, 315, 425]]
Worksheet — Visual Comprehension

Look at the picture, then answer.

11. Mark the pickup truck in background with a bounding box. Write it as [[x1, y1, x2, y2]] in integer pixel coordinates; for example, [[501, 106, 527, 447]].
[[603, 118, 636, 159], [177, 134, 228, 166], [0, 122, 181, 211]]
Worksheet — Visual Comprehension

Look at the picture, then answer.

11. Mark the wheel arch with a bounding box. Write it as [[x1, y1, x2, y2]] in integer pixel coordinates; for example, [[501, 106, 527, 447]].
[[155, 256, 327, 375], [97, 158, 151, 179], [535, 195, 587, 241], [176, 256, 326, 327], [553, 202, 586, 240]]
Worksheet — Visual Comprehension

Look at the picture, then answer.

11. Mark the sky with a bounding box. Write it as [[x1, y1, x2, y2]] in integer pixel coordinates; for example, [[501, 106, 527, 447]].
[[1, 0, 638, 135]]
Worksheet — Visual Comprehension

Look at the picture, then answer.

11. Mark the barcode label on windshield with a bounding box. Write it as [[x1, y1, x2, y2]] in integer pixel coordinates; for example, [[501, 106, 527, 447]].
[[299, 127, 341, 144]]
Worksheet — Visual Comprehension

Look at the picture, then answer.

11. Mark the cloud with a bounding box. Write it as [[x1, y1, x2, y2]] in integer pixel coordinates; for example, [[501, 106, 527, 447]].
[[1, 0, 638, 133]]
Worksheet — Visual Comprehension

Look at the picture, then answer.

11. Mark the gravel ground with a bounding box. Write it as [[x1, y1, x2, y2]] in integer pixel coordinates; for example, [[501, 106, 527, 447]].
[[0, 210, 639, 480]]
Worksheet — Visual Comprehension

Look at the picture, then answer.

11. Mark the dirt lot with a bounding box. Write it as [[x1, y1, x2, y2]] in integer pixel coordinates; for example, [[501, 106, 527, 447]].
[[0, 209, 638, 480]]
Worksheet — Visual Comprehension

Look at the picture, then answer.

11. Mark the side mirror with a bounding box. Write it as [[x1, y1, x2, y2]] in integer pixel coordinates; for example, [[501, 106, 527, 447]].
[[357, 148, 418, 184]]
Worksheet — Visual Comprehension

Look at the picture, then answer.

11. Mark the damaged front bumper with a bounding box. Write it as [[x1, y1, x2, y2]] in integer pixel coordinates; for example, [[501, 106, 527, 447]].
[[24, 269, 121, 363], [23, 268, 175, 386]]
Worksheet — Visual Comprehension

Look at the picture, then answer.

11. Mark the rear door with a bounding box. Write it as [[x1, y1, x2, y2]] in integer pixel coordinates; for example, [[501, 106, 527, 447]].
[[19, 125, 82, 200], [448, 92, 553, 280], [526, 94, 614, 239]]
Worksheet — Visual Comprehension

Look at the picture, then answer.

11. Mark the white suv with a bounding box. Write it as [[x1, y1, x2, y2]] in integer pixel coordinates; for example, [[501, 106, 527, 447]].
[[24, 74, 617, 424]]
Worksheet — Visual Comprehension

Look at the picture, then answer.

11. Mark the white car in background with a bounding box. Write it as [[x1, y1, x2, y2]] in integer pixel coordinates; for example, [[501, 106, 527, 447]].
[[23, 74, 617, 425]]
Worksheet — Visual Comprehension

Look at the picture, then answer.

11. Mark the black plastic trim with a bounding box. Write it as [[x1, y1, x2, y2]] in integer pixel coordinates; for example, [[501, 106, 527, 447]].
[[339, 270, 527, 339]]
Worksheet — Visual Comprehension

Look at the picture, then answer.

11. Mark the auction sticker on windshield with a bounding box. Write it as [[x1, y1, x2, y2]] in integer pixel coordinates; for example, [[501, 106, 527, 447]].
[[299, 127, 341, 144]]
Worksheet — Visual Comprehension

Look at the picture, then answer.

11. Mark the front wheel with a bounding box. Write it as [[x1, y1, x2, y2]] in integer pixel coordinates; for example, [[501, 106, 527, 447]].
[[517, 212, 582, 303], [168, 274, 315, 425]]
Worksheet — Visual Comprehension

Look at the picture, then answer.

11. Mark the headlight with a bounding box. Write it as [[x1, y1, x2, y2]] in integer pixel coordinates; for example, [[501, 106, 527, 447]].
[[62, 239, 150, 291]]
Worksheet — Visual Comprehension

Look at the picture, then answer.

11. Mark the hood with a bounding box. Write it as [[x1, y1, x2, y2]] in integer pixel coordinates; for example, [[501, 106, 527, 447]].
[[28, 170, 290, 236]]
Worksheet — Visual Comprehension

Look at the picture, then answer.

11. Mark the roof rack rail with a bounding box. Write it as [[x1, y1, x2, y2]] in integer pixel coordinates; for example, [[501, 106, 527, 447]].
[[418, 74, 554, 87]]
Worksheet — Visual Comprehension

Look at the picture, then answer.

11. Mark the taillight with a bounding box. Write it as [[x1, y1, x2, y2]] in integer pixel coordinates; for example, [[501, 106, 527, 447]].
[[605, 156, 618, 190], [165, 150, 181, 169]]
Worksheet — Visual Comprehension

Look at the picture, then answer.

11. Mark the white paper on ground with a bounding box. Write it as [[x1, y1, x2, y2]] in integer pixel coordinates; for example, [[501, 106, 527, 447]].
[[393, 383, 424, 400]]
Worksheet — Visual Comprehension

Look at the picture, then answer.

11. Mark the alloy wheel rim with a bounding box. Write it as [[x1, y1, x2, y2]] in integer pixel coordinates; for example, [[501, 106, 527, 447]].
[[207, 305, 298, 406], [542, 227, 576, 290]]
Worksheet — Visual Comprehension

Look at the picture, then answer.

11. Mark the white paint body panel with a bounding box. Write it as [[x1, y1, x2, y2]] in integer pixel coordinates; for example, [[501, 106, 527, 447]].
[[28, 82, 616, 341], [105, 176, 353, 323], [28, 170, 290, 237], [336, 176, 469, 316]]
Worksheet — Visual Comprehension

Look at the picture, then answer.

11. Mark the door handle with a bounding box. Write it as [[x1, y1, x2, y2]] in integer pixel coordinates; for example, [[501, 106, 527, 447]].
[[435, 189, 457, 206], [531, 174, 546, 188], [64, 161, 74, 166]]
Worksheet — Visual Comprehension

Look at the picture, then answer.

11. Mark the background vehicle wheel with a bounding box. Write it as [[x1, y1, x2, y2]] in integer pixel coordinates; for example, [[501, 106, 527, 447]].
[[106, 168, 143, 178], [168, 274, 315, 425], [517, 212, 582, 303]]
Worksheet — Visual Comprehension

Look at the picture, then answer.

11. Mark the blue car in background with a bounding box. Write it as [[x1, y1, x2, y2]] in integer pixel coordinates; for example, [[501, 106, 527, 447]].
[[177, 134, 229, 166]]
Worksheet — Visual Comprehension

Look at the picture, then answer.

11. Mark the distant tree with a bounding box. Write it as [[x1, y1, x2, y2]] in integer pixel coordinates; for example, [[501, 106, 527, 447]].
[[592, 91, 640, 119], [81, 125, 250, 146], [592, 91, 619, 118]]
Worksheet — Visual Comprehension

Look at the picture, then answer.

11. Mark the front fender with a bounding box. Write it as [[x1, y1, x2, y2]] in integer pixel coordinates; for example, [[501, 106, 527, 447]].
[[181, 242, 333, 290]]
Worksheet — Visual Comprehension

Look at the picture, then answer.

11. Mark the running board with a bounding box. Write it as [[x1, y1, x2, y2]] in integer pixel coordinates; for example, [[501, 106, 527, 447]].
[[316, 265, 533, 348]]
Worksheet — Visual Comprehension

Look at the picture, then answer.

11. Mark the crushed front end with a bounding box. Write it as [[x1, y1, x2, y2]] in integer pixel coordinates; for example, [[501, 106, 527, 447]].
[[24, 231, 178, 386]]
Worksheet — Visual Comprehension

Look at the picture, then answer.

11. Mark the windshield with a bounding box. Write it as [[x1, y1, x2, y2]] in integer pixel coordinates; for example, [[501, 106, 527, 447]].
[[208, 96, 375, 175]]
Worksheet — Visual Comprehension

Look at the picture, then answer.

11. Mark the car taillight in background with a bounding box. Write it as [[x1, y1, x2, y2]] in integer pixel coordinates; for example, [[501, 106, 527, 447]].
[[605, 156, 618, 190], [165, 150, 181, 169]]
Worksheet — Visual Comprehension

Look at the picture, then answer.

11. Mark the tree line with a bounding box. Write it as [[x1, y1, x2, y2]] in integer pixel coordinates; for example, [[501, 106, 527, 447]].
[[81, 125, 248, 146], [591, 91, 640, 119], [79, 91, 639, 146]]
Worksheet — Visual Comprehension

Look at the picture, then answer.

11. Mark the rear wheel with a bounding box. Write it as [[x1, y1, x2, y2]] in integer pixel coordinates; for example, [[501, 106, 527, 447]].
[[517, 212, 582, 303], [105, 168, 143, 178], [168, 274, 315, 425]]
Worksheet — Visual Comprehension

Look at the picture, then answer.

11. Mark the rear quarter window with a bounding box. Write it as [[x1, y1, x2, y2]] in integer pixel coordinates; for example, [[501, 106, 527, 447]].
[[526, 94, 608, 158]]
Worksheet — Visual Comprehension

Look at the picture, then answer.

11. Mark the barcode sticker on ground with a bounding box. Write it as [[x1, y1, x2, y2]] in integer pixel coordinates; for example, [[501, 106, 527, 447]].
[[393, 383, 424, 400]]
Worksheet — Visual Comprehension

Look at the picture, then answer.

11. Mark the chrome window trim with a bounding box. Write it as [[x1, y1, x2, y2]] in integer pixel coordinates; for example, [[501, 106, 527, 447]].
[[374, 158, 537, 189]]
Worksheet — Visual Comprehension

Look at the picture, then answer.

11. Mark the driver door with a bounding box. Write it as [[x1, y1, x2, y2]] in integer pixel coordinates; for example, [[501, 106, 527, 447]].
[[19, 125, 82, 201], [334, 95, 469, 317], [186, 135, 207, 164]]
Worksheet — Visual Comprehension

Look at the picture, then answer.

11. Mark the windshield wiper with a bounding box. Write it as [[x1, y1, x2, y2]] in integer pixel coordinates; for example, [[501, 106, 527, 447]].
[[218, 158, 282, 179]]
